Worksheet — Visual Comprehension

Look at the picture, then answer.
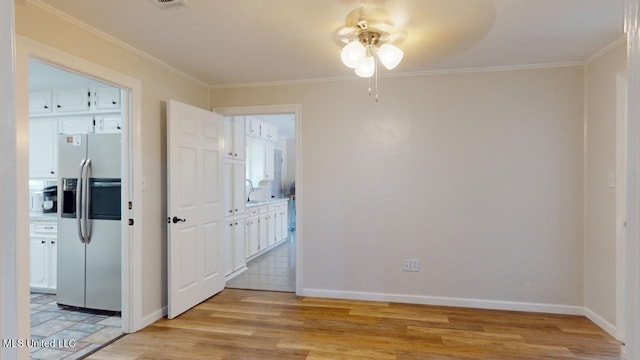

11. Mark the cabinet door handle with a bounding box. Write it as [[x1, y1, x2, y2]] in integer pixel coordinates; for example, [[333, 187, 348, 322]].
[[112, 101, 117, 105], [228, 152, 233, 156], [44, 105, 49, 109], [229, 223, 233, 227], [51, 241, 55, 244], [57, 105, 61, 108], [41, 240, 45, 244]]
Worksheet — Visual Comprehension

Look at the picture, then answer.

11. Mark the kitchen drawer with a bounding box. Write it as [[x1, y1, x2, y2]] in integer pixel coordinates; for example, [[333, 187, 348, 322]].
[[267, 204, 276, 212], [247, 208, 260, 217], [258, 206, 268, 214], [32, 222, 57, 235]]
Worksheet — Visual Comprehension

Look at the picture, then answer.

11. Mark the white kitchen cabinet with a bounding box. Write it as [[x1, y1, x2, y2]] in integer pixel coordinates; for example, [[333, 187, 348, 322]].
[[30, 237, 49, 289], [55, 88, 90, 113], [30, 221, 57, 293], [247, 138, 275, 184], [224, 220, 246, 276], [266, 212, 276, 246], [245, 216, 259, 257], [59, 116, 94, 134], [259, 214, 268, 251], [260, 123, 278, 143], [265, 142, 275, 181], [29, 118, 58, 178], [95, 115, 122, 133], [29, 90, 53, 115], [223, 116, 246, 160], [223, 162, 247, 217], [275, 201, 288, 242], [92, 86, 121, 111], [245, 116, 261, 138]]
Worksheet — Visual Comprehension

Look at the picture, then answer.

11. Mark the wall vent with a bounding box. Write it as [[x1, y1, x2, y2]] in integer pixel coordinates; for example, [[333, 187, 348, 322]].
[[152, 0, 190, 10]]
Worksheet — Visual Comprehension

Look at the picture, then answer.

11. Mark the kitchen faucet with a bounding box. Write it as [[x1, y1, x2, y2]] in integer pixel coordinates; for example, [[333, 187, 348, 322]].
[[246, 179, 254, 202]]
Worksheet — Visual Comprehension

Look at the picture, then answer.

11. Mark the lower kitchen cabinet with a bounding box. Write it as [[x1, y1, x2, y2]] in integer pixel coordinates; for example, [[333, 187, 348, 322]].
[[245, 200, 290, 261], [30, 235, 57, 293], [246, 217, 259, 258], [224, 220, 246, 277]]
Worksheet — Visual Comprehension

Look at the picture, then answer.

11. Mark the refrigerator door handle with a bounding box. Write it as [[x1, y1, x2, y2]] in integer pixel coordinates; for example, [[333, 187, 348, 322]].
[[84, 159, 92, 243], [77, 158, 87, 244]]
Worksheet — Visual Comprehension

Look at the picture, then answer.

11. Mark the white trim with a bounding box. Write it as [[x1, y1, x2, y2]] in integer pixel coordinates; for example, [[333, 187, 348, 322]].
[[213, 104, 303, 295], [586, 36, 627, 65], [210, 62, 585, 90], [584, 307, 618, 338], [140, 306, 167, 329], [27, 0, 209, 89], [16, 36, 145, 333], [616, 71, 628, 342], [300, 288, 584, 316], [0, 0, 29, 358]]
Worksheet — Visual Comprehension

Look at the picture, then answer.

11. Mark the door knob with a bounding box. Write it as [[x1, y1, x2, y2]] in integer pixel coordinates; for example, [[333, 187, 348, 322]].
[[172, 216, 186, 224]]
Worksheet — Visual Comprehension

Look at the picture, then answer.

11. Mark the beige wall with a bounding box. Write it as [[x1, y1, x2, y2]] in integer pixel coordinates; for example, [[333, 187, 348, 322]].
[[15, 2, 210, 320], [584, 42, 627, 325], [211, 67, 585, 307]]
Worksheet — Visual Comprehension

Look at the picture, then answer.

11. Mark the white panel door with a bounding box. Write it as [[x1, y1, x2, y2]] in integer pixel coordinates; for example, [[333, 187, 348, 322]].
[[167, 99, 224, 319]]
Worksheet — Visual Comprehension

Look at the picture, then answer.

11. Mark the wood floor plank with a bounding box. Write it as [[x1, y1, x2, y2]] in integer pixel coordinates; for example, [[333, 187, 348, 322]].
[[87, 289, 625, 360]]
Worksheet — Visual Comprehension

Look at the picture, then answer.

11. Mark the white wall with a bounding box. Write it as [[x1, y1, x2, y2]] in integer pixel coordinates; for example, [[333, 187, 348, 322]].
[[14, 2, 210, 322], [584, 42, 627, 330], [211, 66, 585, 310]]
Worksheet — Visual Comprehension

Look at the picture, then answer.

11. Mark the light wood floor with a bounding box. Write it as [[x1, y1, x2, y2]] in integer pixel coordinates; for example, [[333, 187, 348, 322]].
[[87, 289, 624, 360]]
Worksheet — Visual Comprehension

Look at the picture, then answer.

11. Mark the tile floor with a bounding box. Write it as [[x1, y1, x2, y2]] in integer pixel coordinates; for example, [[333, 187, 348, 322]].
[[226, 232, 295, 292], [30, 293, 123, 360]]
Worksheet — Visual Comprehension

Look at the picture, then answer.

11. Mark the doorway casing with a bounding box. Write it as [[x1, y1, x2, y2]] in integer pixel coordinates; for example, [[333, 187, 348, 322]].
[[15, 36, 144, 333]]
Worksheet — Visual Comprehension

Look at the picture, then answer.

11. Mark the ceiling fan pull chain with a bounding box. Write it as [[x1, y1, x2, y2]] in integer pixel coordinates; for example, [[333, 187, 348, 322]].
[[375, 58, 379, 102]]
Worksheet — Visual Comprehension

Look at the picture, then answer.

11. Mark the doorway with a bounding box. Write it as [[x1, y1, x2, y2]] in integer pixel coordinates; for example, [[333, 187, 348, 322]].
[[27, 58, 126, 359], [216, 107, 301, 293]]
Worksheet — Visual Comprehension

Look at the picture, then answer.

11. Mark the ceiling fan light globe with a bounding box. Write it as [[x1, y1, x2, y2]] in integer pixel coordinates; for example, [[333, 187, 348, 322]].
[[377, 44, 404, 70], [354, 56, 375, 78], [341, 41, 366, 69]]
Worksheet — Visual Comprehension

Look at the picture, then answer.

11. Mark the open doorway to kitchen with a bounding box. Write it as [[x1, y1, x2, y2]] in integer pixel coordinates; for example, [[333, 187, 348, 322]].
[[219, 108, 299, 293], [27, 58, 125, 360]]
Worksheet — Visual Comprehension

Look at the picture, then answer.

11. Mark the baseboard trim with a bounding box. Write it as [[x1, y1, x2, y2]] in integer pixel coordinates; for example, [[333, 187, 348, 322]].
[[584, 307, 618, 339], [140, 306, 167, 329], [300, 288, 584, 315]]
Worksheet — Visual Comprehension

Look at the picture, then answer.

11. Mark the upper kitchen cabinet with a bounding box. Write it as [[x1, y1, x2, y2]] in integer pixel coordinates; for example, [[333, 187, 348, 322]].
[[247, 138, 275, 184], [54, 88, 90, 113], [223, 116, 246, 161], [29, 90, 53, 115], [29, 118, 58, 178], [245, 116, 261, 138], [92, 86, 121, 111], [59, 116, 94, 134], [29, 86, 122, 116], [261, 123, 278, 143]]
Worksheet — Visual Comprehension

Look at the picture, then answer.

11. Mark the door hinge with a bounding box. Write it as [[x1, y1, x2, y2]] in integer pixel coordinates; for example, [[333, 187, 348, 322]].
[[129, 201, 133, 210], [128, 219, 134, 226]]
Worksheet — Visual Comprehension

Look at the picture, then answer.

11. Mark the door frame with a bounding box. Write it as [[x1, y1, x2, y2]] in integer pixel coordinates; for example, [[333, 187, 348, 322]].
[[15, 36, 144, 333], [214, 104, 303, 294], [616, 70, 627, 342]]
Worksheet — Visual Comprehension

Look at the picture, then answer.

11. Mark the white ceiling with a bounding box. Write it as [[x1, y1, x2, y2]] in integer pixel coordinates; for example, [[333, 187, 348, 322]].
[[36, 0, 624, 88]]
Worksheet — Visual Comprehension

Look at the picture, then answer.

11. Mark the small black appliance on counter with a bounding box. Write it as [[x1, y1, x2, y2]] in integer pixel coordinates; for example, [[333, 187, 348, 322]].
[[42, 185, 57, 213]]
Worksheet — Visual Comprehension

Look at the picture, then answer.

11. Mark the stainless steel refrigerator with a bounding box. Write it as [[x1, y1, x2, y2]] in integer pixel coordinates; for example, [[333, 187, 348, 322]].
[[57, 133, 121, 312]]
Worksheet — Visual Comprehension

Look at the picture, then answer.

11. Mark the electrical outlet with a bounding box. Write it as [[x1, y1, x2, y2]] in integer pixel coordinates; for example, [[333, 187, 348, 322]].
[[410, 259, 420, 272], [403, 259, 411, 272]]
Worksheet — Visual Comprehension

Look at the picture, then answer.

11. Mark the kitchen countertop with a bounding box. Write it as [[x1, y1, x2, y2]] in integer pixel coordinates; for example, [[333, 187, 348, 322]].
[[246, 198, 289, 208]]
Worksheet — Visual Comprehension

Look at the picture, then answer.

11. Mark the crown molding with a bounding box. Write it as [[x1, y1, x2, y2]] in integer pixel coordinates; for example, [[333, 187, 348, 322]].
[[27, 0, 210, 89], [209, 61, 585, 90], [585, 36, 626, 64]]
